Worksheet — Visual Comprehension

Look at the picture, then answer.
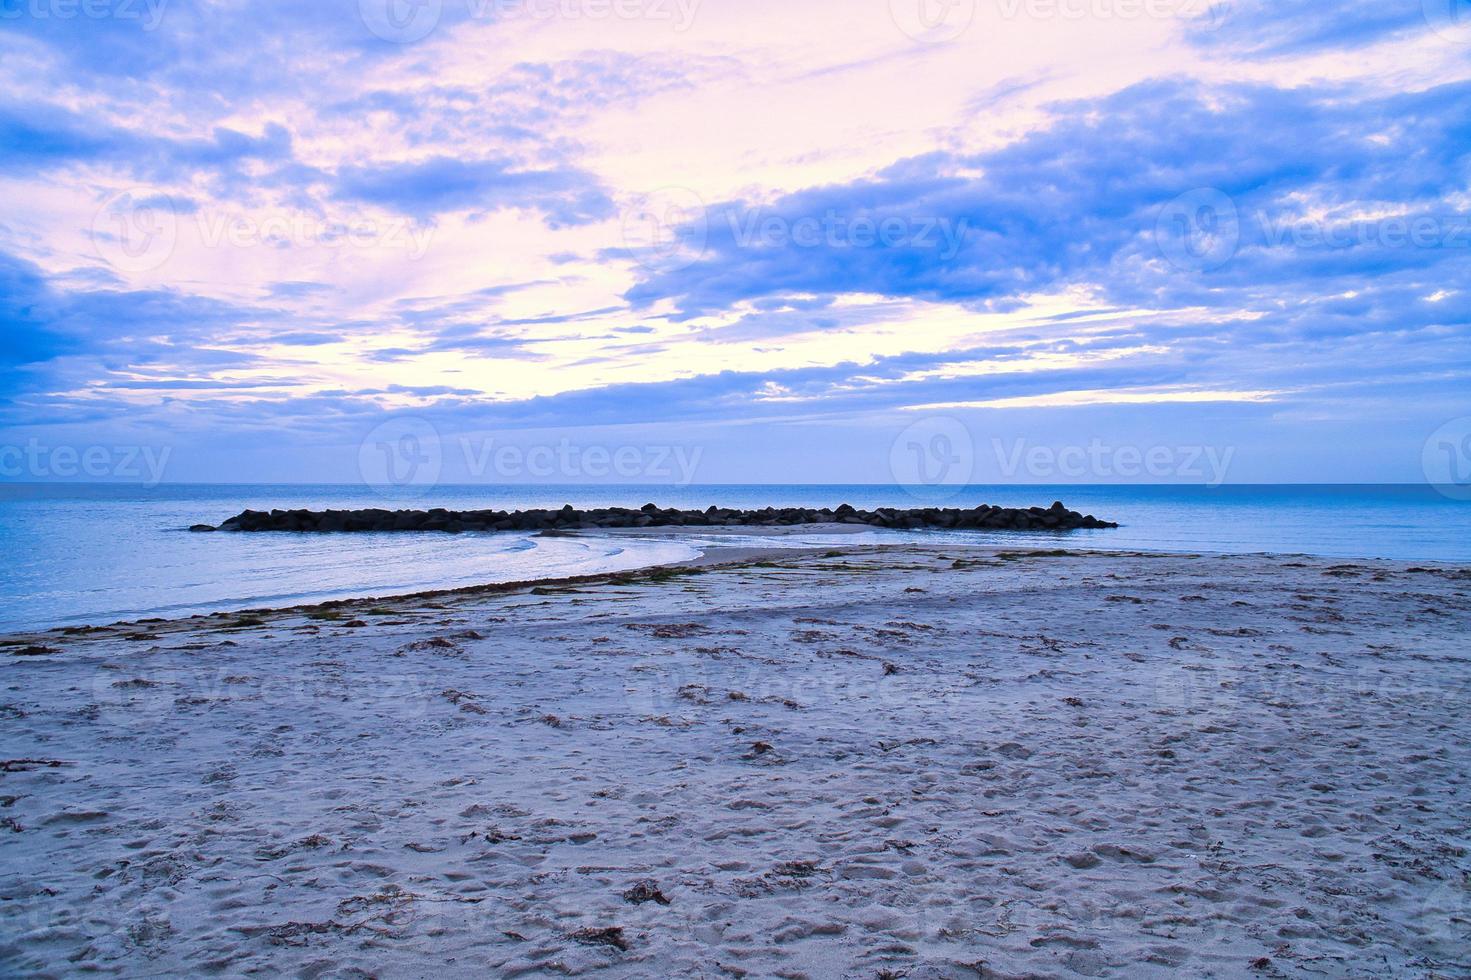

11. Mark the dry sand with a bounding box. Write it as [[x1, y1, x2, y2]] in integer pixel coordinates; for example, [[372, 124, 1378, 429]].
[[1, 544, 1469, 977]]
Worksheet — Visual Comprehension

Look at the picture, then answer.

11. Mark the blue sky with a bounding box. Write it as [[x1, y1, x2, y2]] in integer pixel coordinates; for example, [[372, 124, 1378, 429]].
[[1, 0, 1468, 485]]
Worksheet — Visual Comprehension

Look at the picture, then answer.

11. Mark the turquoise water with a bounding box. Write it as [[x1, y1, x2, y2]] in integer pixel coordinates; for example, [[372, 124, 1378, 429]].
[[1, 484, 1466, 632]]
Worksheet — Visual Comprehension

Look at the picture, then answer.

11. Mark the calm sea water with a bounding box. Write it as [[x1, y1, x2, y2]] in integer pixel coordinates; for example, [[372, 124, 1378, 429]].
[[1, 483, 1466, 632]]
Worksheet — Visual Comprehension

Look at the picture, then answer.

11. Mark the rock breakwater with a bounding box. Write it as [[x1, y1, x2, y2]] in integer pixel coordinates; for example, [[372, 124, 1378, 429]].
[[196, 501, 1117, 534]]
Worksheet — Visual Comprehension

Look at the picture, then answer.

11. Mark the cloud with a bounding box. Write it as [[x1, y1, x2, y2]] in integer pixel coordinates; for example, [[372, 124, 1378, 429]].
[[1187, 0, 1434, 56], [101, 378, 305, 390], [0, 102, 301, 194], [0, 250, 72, 374], [332, 156, 613, 224], [0, 0, 462, 86], [0, 247, 280, 406], [264, 281, 335, 300], [263, 332, 345, 346], [0, 105, 121, 170], [624, 77, 1471, 333]]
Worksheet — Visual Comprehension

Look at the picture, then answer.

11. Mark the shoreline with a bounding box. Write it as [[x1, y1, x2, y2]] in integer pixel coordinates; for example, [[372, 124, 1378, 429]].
[[4, 529, 1470, 643], [0, 543, 796, 647]]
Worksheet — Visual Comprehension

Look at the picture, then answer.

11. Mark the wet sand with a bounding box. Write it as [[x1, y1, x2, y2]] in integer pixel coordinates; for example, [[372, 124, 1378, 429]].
[[2, 544, 1469, 977]]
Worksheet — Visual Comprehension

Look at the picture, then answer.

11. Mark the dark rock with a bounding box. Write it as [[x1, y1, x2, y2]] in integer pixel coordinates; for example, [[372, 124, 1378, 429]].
[[208, 501, 1117, 534], [622, 880, 671, 905], [570, 926, 629, 952], [189, 524, 216, 533]]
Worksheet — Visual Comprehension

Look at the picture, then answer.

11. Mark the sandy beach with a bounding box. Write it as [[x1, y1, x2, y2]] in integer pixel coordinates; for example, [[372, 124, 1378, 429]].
[[2, 543, 1469, 977]]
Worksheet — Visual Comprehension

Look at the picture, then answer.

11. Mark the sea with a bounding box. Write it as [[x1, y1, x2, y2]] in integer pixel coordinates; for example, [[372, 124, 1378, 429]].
[[1, 483, 1467, 633]]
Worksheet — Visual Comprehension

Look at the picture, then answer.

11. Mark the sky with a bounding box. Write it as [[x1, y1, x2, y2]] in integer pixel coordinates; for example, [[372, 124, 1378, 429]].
[[1, 0, 1469, 487]]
